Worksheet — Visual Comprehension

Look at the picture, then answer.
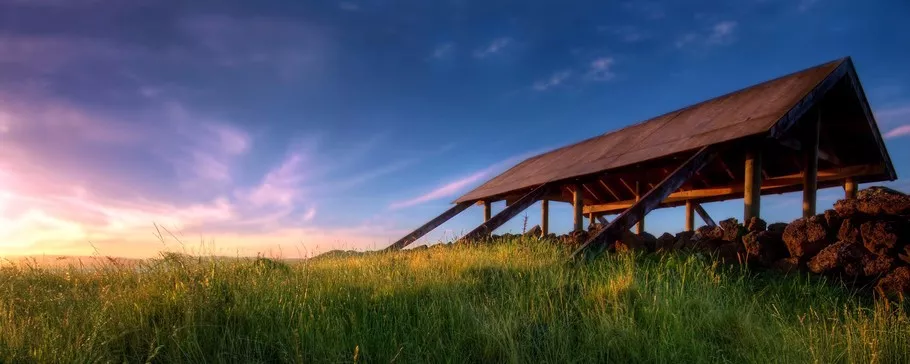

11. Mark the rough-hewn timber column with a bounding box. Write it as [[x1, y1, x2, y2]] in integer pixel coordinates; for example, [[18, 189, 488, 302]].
[[685, 200, 694, 232], [635, 181, 644, 234], [744, 150, 762, 221], [483, 201, 492, 222], [803, 112, 820, 218], [573, 183, 584, 232], [844, 177, 857, 199], [541, 200, 549, 236]]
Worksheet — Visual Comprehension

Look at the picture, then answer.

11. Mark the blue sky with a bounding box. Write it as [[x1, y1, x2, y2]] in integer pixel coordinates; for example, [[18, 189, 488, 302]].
[[0, 0, 908, 258]]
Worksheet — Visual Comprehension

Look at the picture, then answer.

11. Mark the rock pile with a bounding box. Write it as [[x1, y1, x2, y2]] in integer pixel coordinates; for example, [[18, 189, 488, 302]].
[[540, 186, 910, 298]]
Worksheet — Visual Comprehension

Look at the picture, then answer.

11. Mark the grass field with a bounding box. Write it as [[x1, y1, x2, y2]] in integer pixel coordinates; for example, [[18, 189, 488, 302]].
[[1, 239, 908, 363]]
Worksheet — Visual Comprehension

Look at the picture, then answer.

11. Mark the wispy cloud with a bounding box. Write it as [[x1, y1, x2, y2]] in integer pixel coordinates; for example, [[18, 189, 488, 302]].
[[532, 56, 616, 91], [876, 104, 910, 124], [676, 21, 738, 49], [339, 1, 360, 11], [884, 125, 910, 139], [178, 14, 332, 80], [586, 57, 615, 81], [533, 70, 573, 91], [706, 21, 738, 45], [622, 1, 665, 19], [388, 151, 540, 209], [473, 37, 512, 58], [600, 25, 649, 43], [430, 42, 455, 59], [0, 88, 427, 258]]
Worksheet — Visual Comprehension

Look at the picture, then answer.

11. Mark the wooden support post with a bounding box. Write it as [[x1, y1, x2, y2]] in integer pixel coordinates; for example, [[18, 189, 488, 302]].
[[744, 150, 762, 221], [384, 202, 472, 251], [573, 183, 584, 232], [571, 146, 716, 260], [803, 111, 820, 218], [844, 177, 857, 199], [588, 212, 595, 226], [458, 184, 552, 243], [685, 200, 694, 232], [634, 181, 644, 234], [693, 203, 717, 228], [483, 201, 492, 222], [541, 200, 549, 236]]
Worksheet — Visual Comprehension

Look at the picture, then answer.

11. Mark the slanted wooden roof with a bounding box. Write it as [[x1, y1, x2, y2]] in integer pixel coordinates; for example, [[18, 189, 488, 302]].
[[455, 57, 896, 205]]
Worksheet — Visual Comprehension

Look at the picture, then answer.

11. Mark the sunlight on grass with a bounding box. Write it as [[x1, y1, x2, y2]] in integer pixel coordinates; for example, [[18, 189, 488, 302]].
[[0, 238, 907, 363]]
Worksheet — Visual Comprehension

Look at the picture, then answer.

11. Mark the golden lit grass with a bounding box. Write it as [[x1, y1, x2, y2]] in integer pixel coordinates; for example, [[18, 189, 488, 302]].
[[0, 239, 907, 363]]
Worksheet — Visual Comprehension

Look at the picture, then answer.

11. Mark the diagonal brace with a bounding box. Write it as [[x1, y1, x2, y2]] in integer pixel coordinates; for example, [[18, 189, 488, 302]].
[[693, 203, 716, 228], [384, 202, 472, 251], [571, 146, 718, 260], [457, 183, 553, 243]]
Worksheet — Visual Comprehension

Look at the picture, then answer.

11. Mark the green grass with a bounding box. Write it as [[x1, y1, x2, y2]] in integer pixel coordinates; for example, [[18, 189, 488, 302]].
[[1, 239, 908, 363]]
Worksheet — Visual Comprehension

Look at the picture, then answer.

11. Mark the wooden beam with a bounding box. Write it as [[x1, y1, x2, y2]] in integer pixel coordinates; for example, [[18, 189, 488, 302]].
[[843, 58, 897, 180], [803, 110, 820, 218], [483, 201, 492, 222], [541, 199, 549, 236], [693, 203, 716, 228], [571, 146, 717, 260], [582, 184, 602, 202], [744, 150, 762, 221], [384, 202, 472, 251], [685, 200, 694, 232], [619, 177, 636, 195], [844, 177, 857, 199], [768, 59, 847, 139], [778, 138, 840, 164], [634, 181, 644, 234], [599, 180, 621, 201], [582, 164, 882, 215], [573, 183, 584, 232], [457, 184, 552, 243], [718, 157, 736, 180], [597, 216, 609, 224]]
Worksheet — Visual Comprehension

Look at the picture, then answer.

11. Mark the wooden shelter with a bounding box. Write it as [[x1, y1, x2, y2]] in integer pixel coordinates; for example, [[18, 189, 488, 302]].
[[385, 57, 897, 259]]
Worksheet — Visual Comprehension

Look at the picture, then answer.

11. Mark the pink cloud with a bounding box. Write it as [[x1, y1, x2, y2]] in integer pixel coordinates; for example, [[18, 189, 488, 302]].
[[390, 170, 490, 209], [884, 125, 910, 139], [388, 151, 543, 210]]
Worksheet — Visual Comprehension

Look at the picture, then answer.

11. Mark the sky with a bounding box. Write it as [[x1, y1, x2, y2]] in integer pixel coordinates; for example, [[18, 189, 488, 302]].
[[0, 0, 908, 258]]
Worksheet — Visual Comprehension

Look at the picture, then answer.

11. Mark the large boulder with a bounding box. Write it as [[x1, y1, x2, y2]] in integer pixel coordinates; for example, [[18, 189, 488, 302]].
[[861, 220, 905, 256], [696, 225, 723, 241], [899, 245, 910, 265], [772, 257, 802, 273], [742, 230, 788, 266], [655, 232, 676, 252], [783, 215, 830, 259], [875, 266, 910, 298], [719, 218, 745, 242], [837, 218, 863, 244], [861, 254, 895, 277], [673, 231, 696, 250], [523, 225, 542, 238], [807, 241, 865, 274], [823, 210, 843, 240], [768, 222, 789, 235], [716, 242, 746, 265], [836, 186, 910, 217], [638, 232, 657, 252], [615, 231, 645, 253], [746, 217, 767, 233]]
